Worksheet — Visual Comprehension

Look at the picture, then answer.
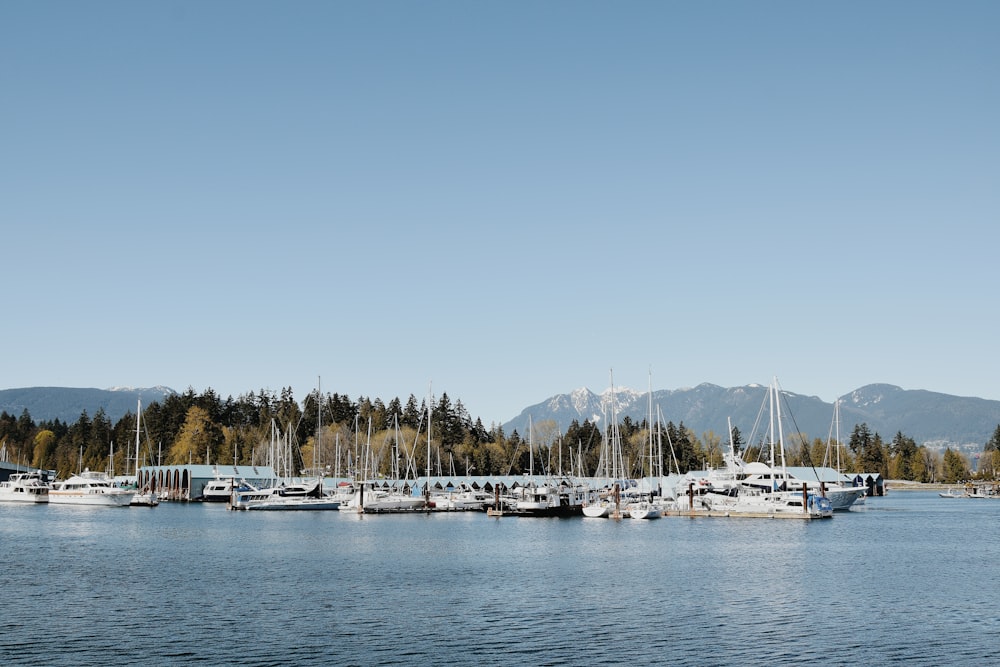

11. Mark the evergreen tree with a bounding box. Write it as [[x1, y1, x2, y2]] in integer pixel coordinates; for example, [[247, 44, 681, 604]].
[[329, 393, 357, 425], [942, 448, 969, 483], [890, 431, 918, 480], [386, 397, 403, 421], [730, 425, 744, 450], [299, 390, 320, 444], [986, 425, 1000, 451], [402, 395, 421, 429], [666, 421, 699, 472], [470, 417, 490, 444]]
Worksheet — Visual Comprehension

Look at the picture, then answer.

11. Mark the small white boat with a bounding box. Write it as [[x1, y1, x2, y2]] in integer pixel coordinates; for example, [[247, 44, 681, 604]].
[[49, 470, 135, 506], [626, 499, 663, 520], [939, 488, 963, 498], [0, 472, 50, 503], [129, 488, 159, 506], [582, 501, 612, 518]]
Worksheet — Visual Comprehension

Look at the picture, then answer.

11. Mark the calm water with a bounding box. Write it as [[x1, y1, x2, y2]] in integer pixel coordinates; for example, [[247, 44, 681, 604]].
[[2, 492, 998, 666]]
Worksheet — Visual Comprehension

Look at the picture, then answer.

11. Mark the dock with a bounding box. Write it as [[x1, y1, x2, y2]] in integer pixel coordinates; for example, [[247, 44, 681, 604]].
[[664, 509, 828, 519]]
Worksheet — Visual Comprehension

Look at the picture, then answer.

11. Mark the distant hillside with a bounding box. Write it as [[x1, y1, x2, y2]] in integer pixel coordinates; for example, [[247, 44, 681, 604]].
[[502, 383, 1000, 450], [6, 383, 999, 453], [0, 386, 176, 423]]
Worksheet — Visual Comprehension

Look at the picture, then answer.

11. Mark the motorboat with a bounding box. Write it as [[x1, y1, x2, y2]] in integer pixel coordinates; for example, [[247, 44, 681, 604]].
[[0, 472, 50, 503], [200, 477, 245, 502], [241, 494, 341, 511], [740, 462, 866, 511], [509, 479, 587, 517], [49, 470, 135, 506], [234, 479, 341, 511]]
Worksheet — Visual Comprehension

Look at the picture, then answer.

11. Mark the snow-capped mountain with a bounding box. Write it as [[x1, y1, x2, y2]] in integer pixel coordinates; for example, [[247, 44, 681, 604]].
[[504, 383, 1000, 448]]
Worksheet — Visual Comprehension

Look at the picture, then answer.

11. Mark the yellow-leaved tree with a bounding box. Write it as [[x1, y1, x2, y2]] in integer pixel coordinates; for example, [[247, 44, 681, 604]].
[[166, 406, 222, 465], [32, 429, 57, 470]]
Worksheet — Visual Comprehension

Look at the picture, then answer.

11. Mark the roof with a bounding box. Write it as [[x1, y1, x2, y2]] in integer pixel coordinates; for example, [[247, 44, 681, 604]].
[[786, 466, 852, 483], [138, 464, 277, 479]]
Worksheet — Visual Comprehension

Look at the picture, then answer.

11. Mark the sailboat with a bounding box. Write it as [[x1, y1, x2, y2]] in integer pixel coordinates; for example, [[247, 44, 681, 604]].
[[338, 399, 426, 513], [582, 372, 628, 519], [627, 371, 664, 519], [127, 400, 159, 506], [693, 378, 833, 518]]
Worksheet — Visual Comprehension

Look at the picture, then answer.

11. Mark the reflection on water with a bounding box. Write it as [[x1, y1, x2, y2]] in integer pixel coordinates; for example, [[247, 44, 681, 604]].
[[1, 492, 999, 665]]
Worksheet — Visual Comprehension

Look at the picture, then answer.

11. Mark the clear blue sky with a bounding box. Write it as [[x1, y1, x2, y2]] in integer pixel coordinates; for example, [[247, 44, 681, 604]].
[[2, 1, 997, 424]]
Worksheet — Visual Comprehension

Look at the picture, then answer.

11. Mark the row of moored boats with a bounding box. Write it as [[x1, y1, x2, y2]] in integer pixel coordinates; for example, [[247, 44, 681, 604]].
[[0, 470, 158, 507]]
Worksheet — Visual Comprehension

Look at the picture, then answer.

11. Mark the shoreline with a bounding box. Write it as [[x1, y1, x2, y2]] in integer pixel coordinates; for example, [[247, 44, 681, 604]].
[[886, 480, 983, 492]]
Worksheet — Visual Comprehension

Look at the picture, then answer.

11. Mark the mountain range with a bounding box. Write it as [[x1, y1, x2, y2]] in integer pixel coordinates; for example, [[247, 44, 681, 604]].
[[3, 383, 998, 454], [501, 383, 1000, 453], [0, 386, 176, 424]]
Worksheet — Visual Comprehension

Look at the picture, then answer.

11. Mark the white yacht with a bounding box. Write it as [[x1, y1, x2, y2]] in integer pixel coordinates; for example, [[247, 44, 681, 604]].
[[234, 479, 341, 511], [49, 470, 135, 506], [0, 472, 50, 503], [201, 477, 241, 502]]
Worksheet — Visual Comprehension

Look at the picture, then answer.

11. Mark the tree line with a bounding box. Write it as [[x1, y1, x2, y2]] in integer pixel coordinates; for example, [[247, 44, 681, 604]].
[[0, 387, 994, 483]]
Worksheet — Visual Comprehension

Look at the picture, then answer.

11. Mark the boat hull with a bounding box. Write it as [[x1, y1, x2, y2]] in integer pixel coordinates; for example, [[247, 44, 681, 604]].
[[627, 503, 662, 519], [0, 487, 49, 503], [245, 499, 342, 510], [825, 486, 868, 510], [582, 503, 611, 518], [49, 491, 134, 507]]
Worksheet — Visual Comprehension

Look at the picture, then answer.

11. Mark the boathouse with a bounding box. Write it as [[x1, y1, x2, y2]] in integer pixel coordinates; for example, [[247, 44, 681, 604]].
[[850, 472, 885, 496], [137, 464, 277, 501]]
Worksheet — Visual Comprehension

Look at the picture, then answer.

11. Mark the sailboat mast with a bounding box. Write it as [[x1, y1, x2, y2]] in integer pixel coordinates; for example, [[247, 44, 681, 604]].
[[317, 376, 322, 492], [768, 381, 776, 469], [773, 378, 788, 474], [426, 383, 432, 479], [647, 370, 654, 479], [834, 398, 842, 473], [134, 399, 142, 477], [528, 415, 534, 477]]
